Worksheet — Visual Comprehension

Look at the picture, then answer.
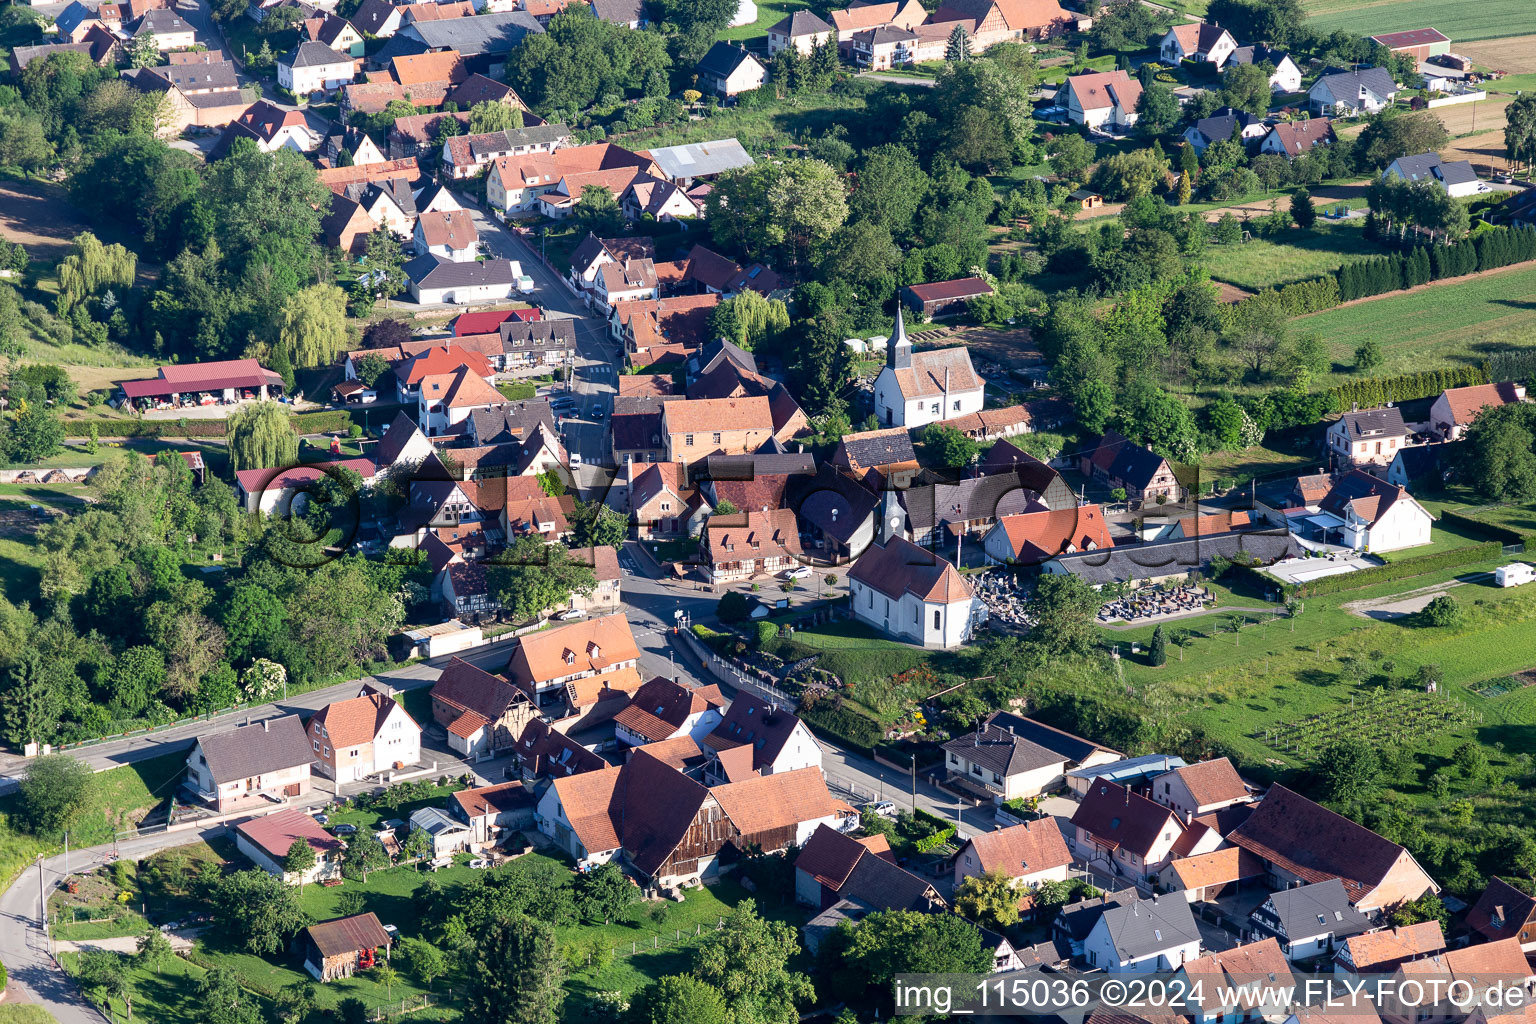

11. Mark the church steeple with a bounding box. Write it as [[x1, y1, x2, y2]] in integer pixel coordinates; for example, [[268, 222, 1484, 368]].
[[878, 488, 905, 544], [886, 306, 912, 370]]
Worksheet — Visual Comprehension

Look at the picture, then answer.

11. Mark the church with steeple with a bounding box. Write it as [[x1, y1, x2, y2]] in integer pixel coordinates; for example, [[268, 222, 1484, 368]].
[[870, 308, 986, 429]]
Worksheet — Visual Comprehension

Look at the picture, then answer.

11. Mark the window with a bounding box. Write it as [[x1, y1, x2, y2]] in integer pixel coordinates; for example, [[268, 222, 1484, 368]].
[[685, 434, 694, 446], [712, 432, 722, 444], [930, 402, 940, 415], [934, 609, 941, 630], [953, 400, 961, 411]]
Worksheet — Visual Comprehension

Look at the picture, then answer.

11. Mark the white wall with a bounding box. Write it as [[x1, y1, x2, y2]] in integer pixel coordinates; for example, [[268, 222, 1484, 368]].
[[767, 721, 822, 774], [873, 368, 986, 428]]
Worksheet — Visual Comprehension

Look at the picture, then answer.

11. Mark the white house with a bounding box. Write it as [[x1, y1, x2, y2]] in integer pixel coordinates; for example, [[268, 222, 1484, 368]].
[[417, 366, 508, 437], [1313, 470, 1434, 553], [1150, 757, 1253, 820], [278, 41, 355, 97], [1309, 67, 1397, 116], [1082, 896, 1202, 973], [767, 10, 833, 56], [1159, 22, 1237, 69], [696, 41, 767, 98], [412, 210, 480, 263], [185, 716, 314, 812], [871, 308, 985, 429], [403, 255, 518, 304], [134, 9, 197, 50], [1228, 43, 1302, 92], [849, 515, 985, 650], [612, 677, 724, 748], [1063, 69, 1141, 130], [952, 819, 1072, 890], [234, 809, 344, 885], [1249, 879, 1371, 961], [595, 258, 660, 313], [942, 712, 1120, 803], [1072, 780, 1193, 882], [1429, 381, 1526, 440], [408, 806, 474, 859], [1327, 406, 1408, 469], [1384, 151, 1483, 198], [705, 697, 821, 776], [305, 689, 422, 785], [537, 766, 624, 869]]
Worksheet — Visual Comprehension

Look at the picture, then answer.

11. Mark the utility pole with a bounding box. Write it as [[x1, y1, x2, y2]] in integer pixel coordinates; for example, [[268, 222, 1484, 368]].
[[63, 832, 68, 879], [910, 754, 916, 812], [36, 855, 46, 930]]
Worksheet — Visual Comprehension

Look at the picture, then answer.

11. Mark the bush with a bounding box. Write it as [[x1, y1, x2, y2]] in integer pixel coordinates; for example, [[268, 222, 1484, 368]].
[[1282, 543, 1501, 598], [1420, 595, 1461, 628], [1437, 509, 1533, 548], [755, 621, 778, 647], [718, 590, 750, 624], [293, 410, 352, 434]]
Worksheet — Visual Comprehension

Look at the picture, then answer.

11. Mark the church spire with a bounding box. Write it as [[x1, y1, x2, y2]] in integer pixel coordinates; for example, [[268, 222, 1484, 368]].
[[887, 306, 912, 370]]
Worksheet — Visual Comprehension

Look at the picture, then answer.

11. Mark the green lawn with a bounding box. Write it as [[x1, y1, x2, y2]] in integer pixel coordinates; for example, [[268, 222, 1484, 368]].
[[0, 1007, 61, 1024], [716, 0, 808, 42], [614, 86, 878, 155], [497, 381, 537, 401], [62, 946, 219, 1024], [53, 909, 151, 942], [1293, 260, 1536, 387], [1305, 0, 1536, 42], [1184, 440, 1318, 491], [1040, 55, 1116, 86], [1200, 221, 1378, 292]]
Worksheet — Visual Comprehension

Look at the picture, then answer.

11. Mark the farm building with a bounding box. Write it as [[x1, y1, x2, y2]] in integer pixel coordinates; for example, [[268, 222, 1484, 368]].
[[298, 913, 393, 982], [1369, 28, 1450, 61]]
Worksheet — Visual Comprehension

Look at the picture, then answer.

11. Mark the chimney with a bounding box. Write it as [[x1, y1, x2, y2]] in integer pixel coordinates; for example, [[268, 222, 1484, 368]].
[[262, 719, 270, 732]]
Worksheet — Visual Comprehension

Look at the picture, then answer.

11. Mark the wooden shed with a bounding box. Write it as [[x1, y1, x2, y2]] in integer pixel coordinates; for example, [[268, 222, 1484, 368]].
[[299, 912, 393, 982]]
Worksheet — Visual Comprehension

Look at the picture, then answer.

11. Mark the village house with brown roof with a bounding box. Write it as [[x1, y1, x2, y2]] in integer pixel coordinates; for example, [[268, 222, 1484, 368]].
[[1228, 784, 1438, 912], [1175, 937, 1294, 1024], [1307, 469, 1433, 553], [1466, 877, 1536, 951], [627, 460, 707, 538], [306, 688, 421, 784], [661, 397, 776, 464], [1159, 21, 1237, 67], [506, 612, 643, 712], [904, 276, 993, 318], [1382, 939, 1530, 1024], [872, 309, 985, 429], [1334, 921, 1446, 977], [1151, 757, 1254, 820], [982, 504, 1113, 566], [827, 0, 926, 54], [1064, 69, 1142, 130], [1080, 430, 1180, 503], [794, 824, 902, 907], [702, 508, 803, 584], [1429, 381, 1526, 440], [447, 779, 538, 847], [952, 818, 1072, 889], [429, 656, 536, 758], [612, 677, 725, 748], [1072, 780, 1197, 881], [703, 695, 821, 776], [1157, 846, 1266, 904], [1259, 117, 1336, 160], [234, 808, 344, 885], [299, 913, 392, 982]]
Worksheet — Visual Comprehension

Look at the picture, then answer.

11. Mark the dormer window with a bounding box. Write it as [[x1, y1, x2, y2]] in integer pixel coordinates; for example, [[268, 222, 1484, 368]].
[[564, 650, 575, 664]]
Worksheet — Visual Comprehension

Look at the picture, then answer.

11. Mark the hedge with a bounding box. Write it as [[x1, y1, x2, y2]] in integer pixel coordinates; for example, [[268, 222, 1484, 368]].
[[294, 410, 355, 434], [1437, 509, 1533, 548], [88, 419, 230, 438], [1281, 542, 1501, 598], [798, 702, 883, 757], [913, 826, 957, 853], [1325, 366, 1487, 414]]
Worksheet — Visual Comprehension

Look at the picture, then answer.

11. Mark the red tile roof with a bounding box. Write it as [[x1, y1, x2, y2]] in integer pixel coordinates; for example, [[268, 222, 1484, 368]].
[[236, 808, 343, 861], [959, 819, 1071, 878], [1070, 780, 1182, 858], [906, 276, 993, 303]]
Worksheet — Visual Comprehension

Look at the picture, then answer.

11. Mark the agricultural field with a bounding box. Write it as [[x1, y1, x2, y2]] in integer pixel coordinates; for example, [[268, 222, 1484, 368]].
[[1448, 34, 1536, 74], [1304, 0, 1536, 43], [1200, 221, 1378, 291], [1293, 260, 1536, 385]]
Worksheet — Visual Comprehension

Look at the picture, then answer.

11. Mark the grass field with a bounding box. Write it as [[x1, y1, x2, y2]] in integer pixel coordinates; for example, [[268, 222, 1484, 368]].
[[716, 0, 808, 42], [1200, 222, 1377, 291], [1293, 260, 1536, 385], [0, 1007, 61, 1024], [1305, 0, 1536, 42]]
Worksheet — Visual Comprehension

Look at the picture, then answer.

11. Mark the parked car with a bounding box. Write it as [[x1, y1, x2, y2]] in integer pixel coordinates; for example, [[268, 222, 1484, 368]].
[[865, 801, 898, 819], [570, 453, 583, 467], [558, 609, 588, 620], [783, 566, 812, 580], [313, 813, 329, 825], [1495, 172, 1514, 184], [331, 823, 358, 836]]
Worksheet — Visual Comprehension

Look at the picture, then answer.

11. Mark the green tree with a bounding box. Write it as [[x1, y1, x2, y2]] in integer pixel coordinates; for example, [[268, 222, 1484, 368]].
[[567, 499, 627, 548], [485, 536, 597, 623], [575, 184, 624, 237], [1025, 574, 1100, 659], [1136, 83, 1180, 136], [401, 824, 433, 867], [945, 23, 971, 62], [1314, 739, 1381, 802], [199, 966, 261, 1024], [842, 910, 990, 1014], [126, 33, 160, 69], [1464, 403, 1536, 502], [136, 928, 174, 974], [466, 914, 565, 1024], [18, 753, 92, 834], [359, 228, 407, 309], [1355, 337, 1384, 372], [354, 352, 391, 389], [283, 837, 317, 886], [468, 100, 522, 133], [1291, 188, 1316, 230], [202, 141, 329, 282], [1506, 93, 1536, 172], [952, 870, 1020, 931], [343, 827, 390, 881], [402, 936, 447, 988], [227, 400, 298, 473], [631, 975, 728, 1024], [210, 869, 310, 955], [574, 861, 640, 924], [1048, 133, 1096, 183], [849, 145, 929, 235], [932, 57, 1038, 171], [693, 899, 812, 1024], [711, 291, 789, 351], [56, 232, 136, 312], [1388, 892, 1450, 929], [922, 423, 980, 468], [77, 950, 132, 1021], [1149, 624, 1167, 666], [1358, 112, 1450, 170], [1219, 61, 1272, 116], [1421, 594, 1461, 628], [279, 283, 350, 369], [707, 160, 847, 270]]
